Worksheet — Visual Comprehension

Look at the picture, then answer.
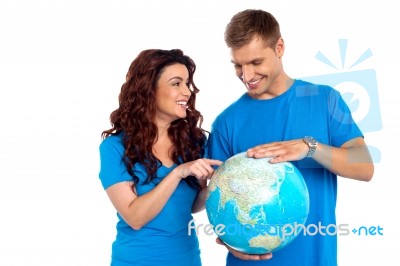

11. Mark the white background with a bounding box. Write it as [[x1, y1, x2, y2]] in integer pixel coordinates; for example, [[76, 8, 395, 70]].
[[1, 0, 399, 265]]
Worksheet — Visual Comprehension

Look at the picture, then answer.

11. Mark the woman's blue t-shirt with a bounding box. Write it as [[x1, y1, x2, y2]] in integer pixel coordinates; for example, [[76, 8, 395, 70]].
[[99, 134, 201, 266]]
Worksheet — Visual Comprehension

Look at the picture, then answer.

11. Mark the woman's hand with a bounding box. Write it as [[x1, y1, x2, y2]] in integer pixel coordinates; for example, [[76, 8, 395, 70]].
[[175, 158, 222, 180]]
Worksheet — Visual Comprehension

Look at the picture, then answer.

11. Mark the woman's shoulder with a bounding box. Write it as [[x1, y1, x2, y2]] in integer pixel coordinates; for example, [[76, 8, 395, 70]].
[[99, 133, 124, 152]]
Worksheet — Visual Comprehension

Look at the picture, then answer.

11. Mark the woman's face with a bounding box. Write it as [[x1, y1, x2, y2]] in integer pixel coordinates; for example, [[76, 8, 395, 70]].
[[155, 63, 191, 124]]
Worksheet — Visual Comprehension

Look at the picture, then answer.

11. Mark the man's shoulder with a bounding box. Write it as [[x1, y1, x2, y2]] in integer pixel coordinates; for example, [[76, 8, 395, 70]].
[[214, 94, 248, 118], [294, 79, 339, 97]]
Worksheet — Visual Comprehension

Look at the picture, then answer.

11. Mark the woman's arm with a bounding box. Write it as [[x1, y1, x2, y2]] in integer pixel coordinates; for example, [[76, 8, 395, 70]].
[[192, 179, 208, 213], [106, 169, 181, 230], [106, 159, 222, 230]]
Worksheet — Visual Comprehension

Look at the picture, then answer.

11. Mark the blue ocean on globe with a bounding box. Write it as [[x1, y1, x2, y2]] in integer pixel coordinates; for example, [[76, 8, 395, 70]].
[[206, 152, 310, 254]]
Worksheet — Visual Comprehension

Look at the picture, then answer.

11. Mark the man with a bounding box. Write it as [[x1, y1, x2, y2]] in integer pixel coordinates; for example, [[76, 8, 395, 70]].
[[208, 9, 374, 266]]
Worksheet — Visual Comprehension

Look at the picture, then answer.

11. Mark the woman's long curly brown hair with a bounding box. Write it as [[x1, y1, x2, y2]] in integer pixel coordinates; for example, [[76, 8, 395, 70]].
[[102, 49, 206, 188]]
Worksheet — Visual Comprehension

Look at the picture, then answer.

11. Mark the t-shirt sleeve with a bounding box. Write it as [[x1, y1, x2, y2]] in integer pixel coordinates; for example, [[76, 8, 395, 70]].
[[99, 137, 133, 190], [208, 118, 232, 162], [328, 89, 363, 147]]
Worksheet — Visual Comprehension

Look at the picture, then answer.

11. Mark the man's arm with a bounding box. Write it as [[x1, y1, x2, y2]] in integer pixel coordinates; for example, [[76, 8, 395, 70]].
[[247, 137, 374, 182]]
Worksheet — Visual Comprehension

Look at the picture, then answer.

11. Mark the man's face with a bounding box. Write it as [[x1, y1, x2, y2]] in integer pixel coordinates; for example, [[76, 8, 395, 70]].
[[230, 35, 285, 99]]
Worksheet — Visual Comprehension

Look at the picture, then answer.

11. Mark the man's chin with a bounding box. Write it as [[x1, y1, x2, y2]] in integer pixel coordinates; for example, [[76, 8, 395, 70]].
[[247, 91, 262, 99]]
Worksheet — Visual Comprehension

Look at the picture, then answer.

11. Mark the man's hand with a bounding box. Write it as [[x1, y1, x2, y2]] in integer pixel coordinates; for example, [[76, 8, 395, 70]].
[[216, 238, 273, 260], [247, 139, 308, 163]]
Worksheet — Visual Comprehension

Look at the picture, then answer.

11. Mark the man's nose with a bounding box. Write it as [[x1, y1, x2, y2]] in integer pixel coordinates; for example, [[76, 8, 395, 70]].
[[241, 65, 254, 83]]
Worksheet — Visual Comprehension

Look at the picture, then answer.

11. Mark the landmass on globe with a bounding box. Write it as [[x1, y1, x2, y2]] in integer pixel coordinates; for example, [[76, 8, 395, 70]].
[[206, 152, 310, 254]]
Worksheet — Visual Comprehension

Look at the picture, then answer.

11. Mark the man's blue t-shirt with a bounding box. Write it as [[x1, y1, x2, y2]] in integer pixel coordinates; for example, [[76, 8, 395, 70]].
[[208, 80, 362, 266], [99, 134, 201, 266]]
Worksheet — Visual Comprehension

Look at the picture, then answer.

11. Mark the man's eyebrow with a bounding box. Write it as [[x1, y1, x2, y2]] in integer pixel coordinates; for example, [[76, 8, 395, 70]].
[[231, 58, 263, 65]]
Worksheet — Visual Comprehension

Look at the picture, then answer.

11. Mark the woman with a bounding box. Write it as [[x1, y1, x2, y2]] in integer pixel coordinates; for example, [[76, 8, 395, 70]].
[[99, 49, 221, 266]]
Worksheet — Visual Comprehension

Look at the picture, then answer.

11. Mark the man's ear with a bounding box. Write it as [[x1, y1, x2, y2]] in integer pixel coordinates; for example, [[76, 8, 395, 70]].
[[276, 37, 285, 58]]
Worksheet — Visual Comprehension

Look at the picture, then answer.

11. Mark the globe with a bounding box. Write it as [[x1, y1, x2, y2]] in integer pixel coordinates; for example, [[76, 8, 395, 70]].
[[205, 152, 310, 254]]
